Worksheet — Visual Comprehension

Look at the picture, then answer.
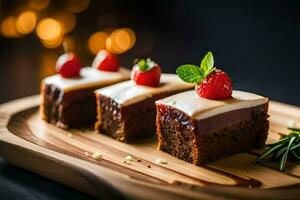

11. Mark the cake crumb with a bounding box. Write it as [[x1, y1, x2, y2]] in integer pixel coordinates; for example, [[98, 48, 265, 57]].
[[56, 122, 68, 129], [147, 165, 151, 168], [124, 160, 131, 164], [137, 159, 142, 162], [67, 133, 73, 138], [92, 152, 102, 160], [125, 155, 134, 161], [248, 185, 252, 189], [288, 120, 296, 128], [155, 158, 168, 164], [84, 152, 89, 157]]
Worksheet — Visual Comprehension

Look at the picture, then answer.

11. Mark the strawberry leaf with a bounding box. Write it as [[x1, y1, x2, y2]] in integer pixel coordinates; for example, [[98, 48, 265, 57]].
[[176, 64, 204, 83], [138, 59, 148, 71], [138, 58, 156, 72]]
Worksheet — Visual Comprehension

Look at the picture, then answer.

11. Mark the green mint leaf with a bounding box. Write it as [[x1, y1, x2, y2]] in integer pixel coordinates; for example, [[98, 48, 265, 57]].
[[175, 51, 216, 85], [201, 51, 214, 70], [206, 67, 216, 77], [138, 59, 148, 71], [176, 64, 204, 83], [200, 51, 215, 77]]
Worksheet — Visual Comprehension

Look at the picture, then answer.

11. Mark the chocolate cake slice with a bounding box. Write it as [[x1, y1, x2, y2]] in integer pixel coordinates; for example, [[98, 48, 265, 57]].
[[155, 90, 269, 165], [40, 67, 130, 128], [95, 74, 193, 143]]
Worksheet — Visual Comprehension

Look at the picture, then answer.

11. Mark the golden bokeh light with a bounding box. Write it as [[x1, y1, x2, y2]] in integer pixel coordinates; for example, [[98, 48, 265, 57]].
[[88, 31, 109, 55], [53, 12, 76, 34], [36, 18, 62, 41], [114, 28, 136, 52], [29, 0, 50, 10], [64, 0, 90, 13], [106, 28, 136, 54], [1, 16, 20, 38], [37, 18, 63, 48], [40, 35, 62, 48], [16, 11, 37, 35]]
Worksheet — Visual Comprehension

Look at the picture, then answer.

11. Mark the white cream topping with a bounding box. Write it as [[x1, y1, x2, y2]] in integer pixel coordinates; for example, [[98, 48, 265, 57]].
[[95, 74, 194, 106], [43, 67, 130, 92], [156, 90, 268, 120]]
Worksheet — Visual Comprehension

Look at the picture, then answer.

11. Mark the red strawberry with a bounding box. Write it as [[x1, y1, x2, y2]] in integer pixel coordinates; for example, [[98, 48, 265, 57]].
[[56, 53, 82, 78], [196, 70, 232, 99], [131, 58, 161, 87], [176, 51, 233, 100], [92, 50, 119, 72]]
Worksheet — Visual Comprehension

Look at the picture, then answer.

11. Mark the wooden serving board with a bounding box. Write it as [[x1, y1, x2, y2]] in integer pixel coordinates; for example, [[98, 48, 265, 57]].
[[0, 95, 300, 200]]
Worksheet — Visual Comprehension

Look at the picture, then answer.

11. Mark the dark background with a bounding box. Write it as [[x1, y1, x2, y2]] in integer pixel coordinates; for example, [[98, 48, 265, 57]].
[[0, 0, 299, 199], [1, 0, 300, 106]]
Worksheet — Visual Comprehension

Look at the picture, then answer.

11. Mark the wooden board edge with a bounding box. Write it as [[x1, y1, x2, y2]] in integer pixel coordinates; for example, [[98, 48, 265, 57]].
[[1, 133, 300, 200], [0, 130, 216, 200], [0, 95, 300, 200]]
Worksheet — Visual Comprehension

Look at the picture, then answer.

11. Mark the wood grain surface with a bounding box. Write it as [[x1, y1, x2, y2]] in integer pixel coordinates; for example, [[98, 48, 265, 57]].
[[0, 95, 299, 200]]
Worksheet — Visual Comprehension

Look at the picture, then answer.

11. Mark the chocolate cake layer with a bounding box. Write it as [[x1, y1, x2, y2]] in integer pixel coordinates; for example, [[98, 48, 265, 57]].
[[41, 84, 100, 128], [156, 103, 269, 165], [95, 74, 194, 142], [96, 93, 172, 142], [40, 67, 130, 128]]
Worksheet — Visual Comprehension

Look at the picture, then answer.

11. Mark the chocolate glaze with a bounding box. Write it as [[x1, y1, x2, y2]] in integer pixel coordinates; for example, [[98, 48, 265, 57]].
[[194, 103, 269, 134]]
